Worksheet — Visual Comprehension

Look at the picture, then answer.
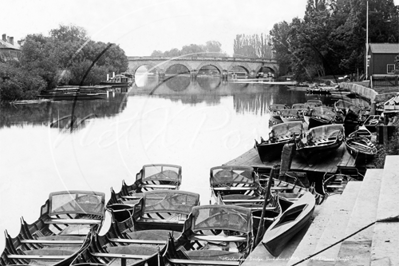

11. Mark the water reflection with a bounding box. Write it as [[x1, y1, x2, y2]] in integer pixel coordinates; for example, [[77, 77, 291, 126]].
[[0, 94, 127, 130], [130, 75, 307, 115]]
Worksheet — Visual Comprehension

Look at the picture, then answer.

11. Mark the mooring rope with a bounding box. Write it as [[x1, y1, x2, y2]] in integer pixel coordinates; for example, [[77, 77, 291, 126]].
[[290, 215, 399, 266]]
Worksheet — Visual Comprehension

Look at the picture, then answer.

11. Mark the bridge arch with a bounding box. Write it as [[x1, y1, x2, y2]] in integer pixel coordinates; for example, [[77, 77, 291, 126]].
[[129, 62, 161, 76], [228, 63, 251, 74], [196, 62, 223, 76]]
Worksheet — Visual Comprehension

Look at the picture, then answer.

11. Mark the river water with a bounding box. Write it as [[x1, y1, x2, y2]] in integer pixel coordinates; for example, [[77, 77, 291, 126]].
[[0, 76, 306, 251]]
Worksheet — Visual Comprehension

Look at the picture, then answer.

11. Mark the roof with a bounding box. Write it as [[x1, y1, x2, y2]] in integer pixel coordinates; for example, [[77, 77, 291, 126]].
[[369, 43, 399, 54], [0, 40, 20, 50]]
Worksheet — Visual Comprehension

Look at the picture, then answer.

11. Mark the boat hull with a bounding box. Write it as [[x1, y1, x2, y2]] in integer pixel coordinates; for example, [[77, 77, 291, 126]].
[[255, 141, 288, 162], [345, 137, 377, 165], [262, 192, 315, 257], [297, 140, 342, 164]]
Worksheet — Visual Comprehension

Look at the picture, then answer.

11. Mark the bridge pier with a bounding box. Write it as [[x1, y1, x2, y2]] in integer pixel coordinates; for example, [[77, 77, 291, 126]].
[[190, 70, 197, 81]]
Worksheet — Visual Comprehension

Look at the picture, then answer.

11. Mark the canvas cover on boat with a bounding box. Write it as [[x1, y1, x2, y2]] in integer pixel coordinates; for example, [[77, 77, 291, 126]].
[[139, 164, 182, 184], [210, 166, 257, 186], [142, 190, 200, 215], [271, 121, 303, 137], [191, 205, 252, 233], [48, 191, 105, 216]]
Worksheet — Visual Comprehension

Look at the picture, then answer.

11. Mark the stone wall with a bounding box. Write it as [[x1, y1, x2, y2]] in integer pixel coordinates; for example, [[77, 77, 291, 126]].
[[340, 82, 378, 102]]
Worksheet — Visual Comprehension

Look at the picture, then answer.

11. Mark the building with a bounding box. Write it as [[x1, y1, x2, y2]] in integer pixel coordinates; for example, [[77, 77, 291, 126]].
[[367, 43, 399, 77], [0, 34, 20, 62]]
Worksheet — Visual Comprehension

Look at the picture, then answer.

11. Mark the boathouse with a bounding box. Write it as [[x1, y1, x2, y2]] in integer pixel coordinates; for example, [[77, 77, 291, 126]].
[[367, 43, 399, 77]]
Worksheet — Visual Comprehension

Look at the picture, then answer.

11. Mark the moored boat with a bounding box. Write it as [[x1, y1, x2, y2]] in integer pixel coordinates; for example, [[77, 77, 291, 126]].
[[209, 166, 282, 237], [261, 191, 316, 257], [278, 109, 304, 123], [71, 190, 200, 266], [107, 164, 182, 208], [345, 136, 377, 165], [0, 190, 106, 266], [296, 124, 345, 164], [163, 205, 254, 265], [255, 121, 304, 162], [303, 106, 336, 129]]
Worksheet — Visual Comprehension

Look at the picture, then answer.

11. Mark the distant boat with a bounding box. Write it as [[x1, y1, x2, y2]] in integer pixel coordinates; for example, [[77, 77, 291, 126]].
[[100, 73, 133, 88], [39, 85, 111, 101]]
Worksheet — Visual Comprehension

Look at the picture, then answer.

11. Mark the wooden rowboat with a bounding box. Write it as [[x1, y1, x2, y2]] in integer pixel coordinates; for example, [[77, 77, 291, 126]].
[[71, 190, 200, 266], [209, 166, 282, 238], [163, 205, 254, 266], [107, 164, 182, 208], [261, 191, 316, 257], [296, 124, 345, 164], [255, 121, 304, 162], [345, 136, 377, 165], [0, 191, 106, 266]]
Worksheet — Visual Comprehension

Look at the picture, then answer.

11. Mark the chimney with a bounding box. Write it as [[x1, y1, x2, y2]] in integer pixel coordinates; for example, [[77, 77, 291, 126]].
[[10, 37, 14, 45], [7, 36, 10, 43], [2, 34, 6, 42]]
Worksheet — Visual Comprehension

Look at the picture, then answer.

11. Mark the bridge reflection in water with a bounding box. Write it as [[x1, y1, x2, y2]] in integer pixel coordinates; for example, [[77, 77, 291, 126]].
[[131, 74, 306, 115]]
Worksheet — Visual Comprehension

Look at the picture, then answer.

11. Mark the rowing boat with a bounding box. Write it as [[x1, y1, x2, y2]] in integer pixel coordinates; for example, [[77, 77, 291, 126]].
[[163, 205, 254, 266], [261, 191, 316, 257], [0, 191, 106, 266], [345, 136, 377, 165], [209, 166, 282, 238], [255, 121, 304, 162], [296, 124, 345, 164], [107, 164, 182, 208], [71, 190, 200, 266]]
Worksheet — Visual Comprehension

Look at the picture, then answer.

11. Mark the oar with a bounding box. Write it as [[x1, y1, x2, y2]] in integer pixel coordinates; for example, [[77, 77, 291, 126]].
[[254, 172, 273, 246], [290, 215, 399, 266]]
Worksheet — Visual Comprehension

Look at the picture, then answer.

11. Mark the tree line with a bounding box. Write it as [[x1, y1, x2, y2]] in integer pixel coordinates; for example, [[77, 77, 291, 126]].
[[0, 25, 128, 101], [270, 0, 398, 81], [151, 41, 228, 57]]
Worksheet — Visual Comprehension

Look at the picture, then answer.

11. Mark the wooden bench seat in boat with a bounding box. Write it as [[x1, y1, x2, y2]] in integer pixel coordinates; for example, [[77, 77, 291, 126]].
[[142, 184, 178, 189], [108, 238, 166, 245], [168, 258, 240, 266], [213, 187, 257, 191], [44, 218, 102, 225], [91, 253, 151, 259], [20, 235, 85, 245], [136, 216, 186, 224], [189, 235, 247, 242], [7, 254, 70, 260]]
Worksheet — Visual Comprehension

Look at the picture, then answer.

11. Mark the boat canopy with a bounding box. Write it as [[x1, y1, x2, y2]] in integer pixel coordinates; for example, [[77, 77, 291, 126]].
[[191, 205, 252, 234], [142, 190, 200, 215], [210, 166, 256, 186], [48, 190, 105, 217], [139, 164, 182, 185]]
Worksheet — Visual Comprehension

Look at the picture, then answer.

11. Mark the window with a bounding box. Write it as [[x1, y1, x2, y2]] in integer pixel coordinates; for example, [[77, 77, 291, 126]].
[[387, 64, 395, 74]]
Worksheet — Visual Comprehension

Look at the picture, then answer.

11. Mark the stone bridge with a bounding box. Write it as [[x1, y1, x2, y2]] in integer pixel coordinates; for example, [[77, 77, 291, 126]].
[[127, 56, 279, 79]]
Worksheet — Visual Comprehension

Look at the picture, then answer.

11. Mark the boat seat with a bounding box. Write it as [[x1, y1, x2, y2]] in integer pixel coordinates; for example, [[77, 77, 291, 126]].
[[168, 258, 240, 266], [44, 218, 102, 225], [189, 235, 247, 242], [213, 187, 257, 191], [7, 254, 70, 260], [91, 253, 151, 259], [136, 215, 186, 224], [141, 184, 178, 189], [109, 238, 166, 245], [125, 229, 171, 241]]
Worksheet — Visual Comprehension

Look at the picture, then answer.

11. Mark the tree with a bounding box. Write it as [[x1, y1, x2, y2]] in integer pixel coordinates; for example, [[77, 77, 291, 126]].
[[233, 34, 273, 58]]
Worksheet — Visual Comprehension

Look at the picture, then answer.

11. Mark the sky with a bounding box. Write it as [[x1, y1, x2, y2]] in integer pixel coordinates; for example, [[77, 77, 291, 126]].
[[2, 0, 309, 56]]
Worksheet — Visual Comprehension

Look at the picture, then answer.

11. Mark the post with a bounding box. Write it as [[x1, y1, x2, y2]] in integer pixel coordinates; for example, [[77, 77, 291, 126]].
[[366, 0, 369, 79]]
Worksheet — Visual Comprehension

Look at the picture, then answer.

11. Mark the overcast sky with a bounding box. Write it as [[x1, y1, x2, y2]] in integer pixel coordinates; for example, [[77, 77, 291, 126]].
[[3, 0, 309, 56]]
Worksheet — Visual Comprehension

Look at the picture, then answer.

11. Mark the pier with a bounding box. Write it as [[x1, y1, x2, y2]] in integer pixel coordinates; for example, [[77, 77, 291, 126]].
[[234, 154, 399, 265]]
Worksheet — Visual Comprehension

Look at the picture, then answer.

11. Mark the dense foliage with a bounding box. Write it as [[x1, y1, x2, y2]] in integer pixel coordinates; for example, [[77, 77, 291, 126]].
[[0, 25, 128, 101], [151, 41, 227, 57], [270, 0, 399, 81]]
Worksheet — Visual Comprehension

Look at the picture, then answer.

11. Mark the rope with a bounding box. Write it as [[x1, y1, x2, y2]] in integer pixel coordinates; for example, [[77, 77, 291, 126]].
[[290, 215, 399, 266]]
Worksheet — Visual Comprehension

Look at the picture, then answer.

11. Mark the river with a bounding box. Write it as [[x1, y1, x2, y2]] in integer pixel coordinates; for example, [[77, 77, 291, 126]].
[[0, 75, 307, 251]]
